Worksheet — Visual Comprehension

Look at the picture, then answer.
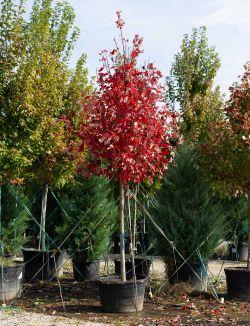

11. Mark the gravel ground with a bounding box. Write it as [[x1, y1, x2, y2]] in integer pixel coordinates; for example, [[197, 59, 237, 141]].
[[208, 260, 246, 282], [0, 310, 112, 326]]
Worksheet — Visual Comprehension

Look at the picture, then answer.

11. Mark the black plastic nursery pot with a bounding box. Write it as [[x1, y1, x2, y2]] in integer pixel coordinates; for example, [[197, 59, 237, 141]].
[[175, 261, 208, 291], [22, 248, 65, 281], [114, 257, 152, 278], [229, 244, 238, 261], [225, 267, 250, 300], [98, 275, 147, 313], [112, 234, 131, 254], [238, 243, 248, 262], [0, 263, 24, 301], [72, 259, 100, 282]]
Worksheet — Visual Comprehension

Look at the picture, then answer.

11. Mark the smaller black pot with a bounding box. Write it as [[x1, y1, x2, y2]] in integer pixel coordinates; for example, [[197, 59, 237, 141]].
[[98, 275, 146, 312], [112, 234, 131, 254], [23, 248, 65, 281], [225, 267, 250, 300], [114, 258, 151, 278], [72, 259, 100, 281], [0, 263, 24, 301], [175, 262, 208, 291], [229, 244, 238, 261], [238, 242, 248, 262]]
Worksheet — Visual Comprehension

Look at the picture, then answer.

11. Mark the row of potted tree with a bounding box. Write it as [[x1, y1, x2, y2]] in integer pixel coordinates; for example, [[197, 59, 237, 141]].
[[1, 0, 249, 310]]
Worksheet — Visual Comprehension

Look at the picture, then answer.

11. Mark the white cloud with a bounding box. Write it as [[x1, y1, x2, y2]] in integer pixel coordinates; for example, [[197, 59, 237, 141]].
[[196, 0, 250, 34]]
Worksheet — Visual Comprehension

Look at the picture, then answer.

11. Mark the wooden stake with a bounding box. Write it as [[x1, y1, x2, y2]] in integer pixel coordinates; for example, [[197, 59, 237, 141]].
[[120, 182, 126, 281]]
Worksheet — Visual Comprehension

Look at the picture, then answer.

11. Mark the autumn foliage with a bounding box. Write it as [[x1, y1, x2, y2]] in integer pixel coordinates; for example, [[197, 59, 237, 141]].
[[77, 12, 178, 184], [199, 62, 250, 194], [226, 62, 250, 139]]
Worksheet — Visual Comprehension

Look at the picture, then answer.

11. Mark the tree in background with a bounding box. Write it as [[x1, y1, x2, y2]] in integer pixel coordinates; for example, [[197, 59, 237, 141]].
[[0, 0, 29, 184], [199, 62, 250, 268], [166, 26, 222, 137], [76, 12, 178, 281], [0, 0, 32, 261], [0, 0, 91, 251], [24, 0, 91, 251]]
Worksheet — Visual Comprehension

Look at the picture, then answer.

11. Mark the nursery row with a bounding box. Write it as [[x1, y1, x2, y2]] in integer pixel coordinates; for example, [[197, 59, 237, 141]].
[[0, 0, 249, 313], [0, 144, 249, 311]]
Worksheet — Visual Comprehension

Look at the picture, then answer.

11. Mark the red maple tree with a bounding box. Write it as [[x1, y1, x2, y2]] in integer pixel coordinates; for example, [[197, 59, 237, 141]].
[[77, 12, 177, 184], [75, 12, 178, 281]]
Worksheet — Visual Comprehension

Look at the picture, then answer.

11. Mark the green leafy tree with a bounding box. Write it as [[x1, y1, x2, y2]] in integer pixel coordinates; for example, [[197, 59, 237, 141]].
[[22, 0, 91, 251], [184, 85, 224, 142], [0, 0, 31, 184], [166, 26, 222, 136], [0, 0, 91, 251], [0, 0, 32, 260], [20, 0, 89, 185]]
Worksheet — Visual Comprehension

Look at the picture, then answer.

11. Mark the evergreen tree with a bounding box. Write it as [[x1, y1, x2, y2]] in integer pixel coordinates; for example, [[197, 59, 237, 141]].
[[0, 185, 29, 257], [152, 144, 226, 266], [56, 175, 117, 262]]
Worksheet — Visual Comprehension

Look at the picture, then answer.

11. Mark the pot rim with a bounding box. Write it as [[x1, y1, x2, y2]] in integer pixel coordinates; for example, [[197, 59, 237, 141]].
[[0, 262, 25, 268], [98, 275, 147, 285], [224, 267, 250, 273]]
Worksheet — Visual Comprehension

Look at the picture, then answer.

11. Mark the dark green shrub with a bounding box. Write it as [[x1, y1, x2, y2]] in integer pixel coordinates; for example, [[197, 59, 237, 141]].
[[152, 144, 227, 266], [0, 184, 29, 256], [56, 175, 117, 261]]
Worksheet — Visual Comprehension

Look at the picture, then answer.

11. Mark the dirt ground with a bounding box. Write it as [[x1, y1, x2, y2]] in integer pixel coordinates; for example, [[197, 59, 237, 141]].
[[1, 258, 250, 326]]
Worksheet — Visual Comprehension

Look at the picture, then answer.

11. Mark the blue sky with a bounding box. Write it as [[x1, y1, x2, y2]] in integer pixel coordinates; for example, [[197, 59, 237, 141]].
[[26, 0, 250, 96]]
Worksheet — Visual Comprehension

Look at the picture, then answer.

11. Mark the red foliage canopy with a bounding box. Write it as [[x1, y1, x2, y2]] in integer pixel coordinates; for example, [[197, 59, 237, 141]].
[[77, 12, 178, 184], [226, 62, 250, 139]]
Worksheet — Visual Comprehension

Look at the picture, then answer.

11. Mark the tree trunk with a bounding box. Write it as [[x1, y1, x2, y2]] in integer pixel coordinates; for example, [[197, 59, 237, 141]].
[[247, 189, 250, 270], [119, 182, 126, 281], [39, 184, 49, 252], [132, 184, 138, 254]]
